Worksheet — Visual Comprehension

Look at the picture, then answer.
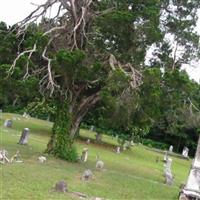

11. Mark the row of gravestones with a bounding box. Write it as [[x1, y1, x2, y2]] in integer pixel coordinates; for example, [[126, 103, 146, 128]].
[[163, 145, 190, 186], [4, 119, 30, 145], [168, 145, 189, 159], [86, 138, 129, 154]]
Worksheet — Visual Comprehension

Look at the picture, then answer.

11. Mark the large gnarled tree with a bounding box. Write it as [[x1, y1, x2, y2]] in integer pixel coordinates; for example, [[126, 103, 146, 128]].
[[8, 0, 199, 160]]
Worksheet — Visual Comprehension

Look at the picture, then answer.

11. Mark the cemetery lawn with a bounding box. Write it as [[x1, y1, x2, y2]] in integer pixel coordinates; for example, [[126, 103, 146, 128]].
[[0, 113, 191, 200]]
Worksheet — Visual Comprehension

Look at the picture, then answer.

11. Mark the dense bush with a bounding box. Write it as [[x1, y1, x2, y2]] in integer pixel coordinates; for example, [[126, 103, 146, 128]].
[[142, 139, 168, 150]]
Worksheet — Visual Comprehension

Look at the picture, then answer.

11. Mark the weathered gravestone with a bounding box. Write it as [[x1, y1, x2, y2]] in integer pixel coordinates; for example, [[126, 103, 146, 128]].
[[164, 157, 174, 185], [82, 169, 93, 181], [96, 160, 104, 170], [95, 133, 102, 143], [86, 139, 90, 145], [81, 148, 88, 162], [10, 151, 23, 163], [0, 149, 9, 164], [179, 137, 200, 199], [169, 145, 173, 152], [95, 156, 104, 171], [116, 146, 121, 154], [22, 112, 30, 119], [18, 128, 30, 145], [4, 119, 12, 128], [38, 156, 47, 163], [163, 151, 168, 162], [54, 181, 68, 193], [182, 147, 189, 158]]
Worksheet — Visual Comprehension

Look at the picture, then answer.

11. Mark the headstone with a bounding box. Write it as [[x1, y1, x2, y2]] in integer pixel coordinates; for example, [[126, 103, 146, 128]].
[[10, 151, 23, 163], [82, 169, 93, 181], [22, 112, 30, 119], [163, 151, 168, 162], [182, 147, 189, 158], [116, 146, 120, 154], [169, 145, 173, 152], [96, 160, 104, 170], [123, 146, 127, 151], [95, 133, 102, 143], [54, 181, 67, 193], [179, 136, 200, 199], [4, 119, 12, 128], [0, 149, 9, 164], [38, 156, 47, 163], [18, 128, 30, 145], [164, 157, 174, 185], [86, 139, 90, 144], [81, 148, 88, 162], [90, 125, 94, 131], [130, 140, 134, 146]]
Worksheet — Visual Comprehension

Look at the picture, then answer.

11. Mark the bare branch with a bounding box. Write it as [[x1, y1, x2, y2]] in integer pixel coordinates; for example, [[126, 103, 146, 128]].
[[109, 54, 143, 89], [9, 43, 37, 75], [43, 24, 67, 36]]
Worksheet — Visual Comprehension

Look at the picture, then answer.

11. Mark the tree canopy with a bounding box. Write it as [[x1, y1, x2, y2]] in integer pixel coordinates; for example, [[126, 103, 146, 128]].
[[0, 0, 200, 160]]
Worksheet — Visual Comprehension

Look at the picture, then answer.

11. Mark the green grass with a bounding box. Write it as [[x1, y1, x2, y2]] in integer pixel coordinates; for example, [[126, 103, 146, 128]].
[[0, 113, 191, 200]]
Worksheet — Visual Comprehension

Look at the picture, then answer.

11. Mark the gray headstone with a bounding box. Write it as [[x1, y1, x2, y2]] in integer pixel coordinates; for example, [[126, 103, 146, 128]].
[[19, 128, 30, 144], [95, 133, 102, 143], [4, 119, 12, 128], [86, 139, 90, 144], [82, 169, 93, 181], [54, 181, 67, 193], [164, 158, 174, 185]]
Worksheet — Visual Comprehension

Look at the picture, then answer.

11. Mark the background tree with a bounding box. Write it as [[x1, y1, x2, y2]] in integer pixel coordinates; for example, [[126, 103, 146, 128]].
[[5, 0, 200, 160]]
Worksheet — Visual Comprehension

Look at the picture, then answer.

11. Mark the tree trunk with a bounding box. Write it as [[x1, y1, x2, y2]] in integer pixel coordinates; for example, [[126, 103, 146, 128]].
[[46, 93, 100, 161], [46, 102, 77, 161]]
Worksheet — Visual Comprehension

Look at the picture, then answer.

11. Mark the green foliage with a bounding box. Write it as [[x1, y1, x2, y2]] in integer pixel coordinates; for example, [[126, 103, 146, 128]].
[[142, 139, 168, 150], [26, 98, 56, 120], [47, 102, 78, 162], [56, 49, 85, 67]]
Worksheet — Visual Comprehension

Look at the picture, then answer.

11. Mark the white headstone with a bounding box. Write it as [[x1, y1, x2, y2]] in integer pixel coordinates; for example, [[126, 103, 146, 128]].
[[96, 160, 104, 170], [180, 137, 200, 199], [169, 145, 173, 152], [182, 147, 189, 158], [38, 156, 47, 163]]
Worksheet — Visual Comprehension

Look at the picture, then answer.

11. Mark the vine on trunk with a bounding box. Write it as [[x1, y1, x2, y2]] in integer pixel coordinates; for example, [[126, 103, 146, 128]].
[[46, 101, 78, 161]]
